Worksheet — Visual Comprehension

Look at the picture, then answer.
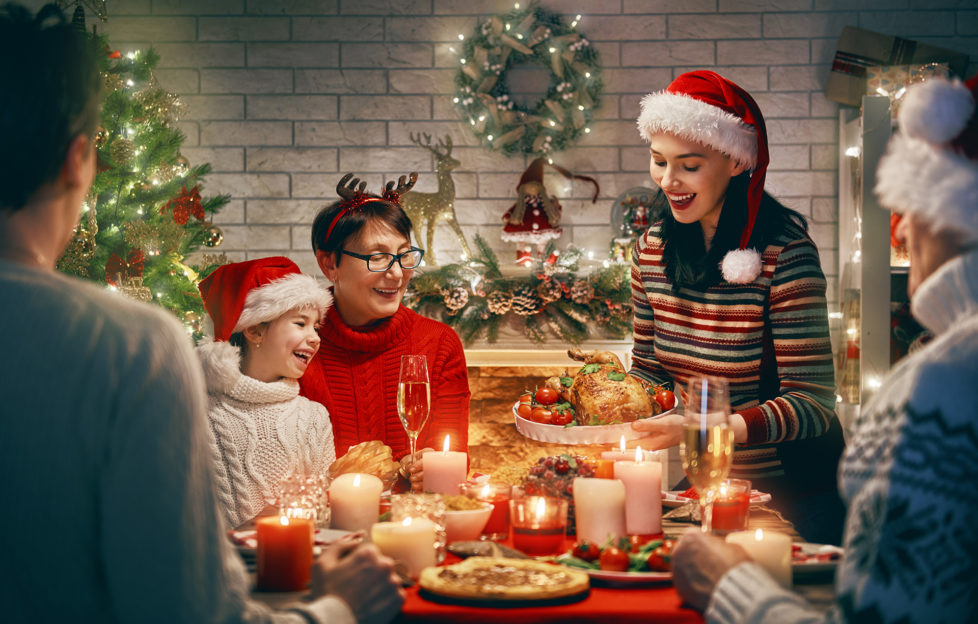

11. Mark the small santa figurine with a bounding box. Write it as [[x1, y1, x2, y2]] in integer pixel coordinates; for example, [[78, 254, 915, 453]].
[[502, 158, 598, 265]]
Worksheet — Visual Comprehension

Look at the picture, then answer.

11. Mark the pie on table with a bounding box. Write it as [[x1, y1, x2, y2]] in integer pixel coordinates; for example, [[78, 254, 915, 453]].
[[419, 556, 590, 601]]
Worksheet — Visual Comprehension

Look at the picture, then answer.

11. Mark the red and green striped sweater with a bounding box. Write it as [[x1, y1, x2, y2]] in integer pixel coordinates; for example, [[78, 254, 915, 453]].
[[630, 220, 837, 480]]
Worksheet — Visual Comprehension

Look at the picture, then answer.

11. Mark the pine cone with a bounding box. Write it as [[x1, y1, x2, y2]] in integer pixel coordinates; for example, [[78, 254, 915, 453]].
[[536, 279, 563, 304], [486, 290, 512, 315], [510, 284, 542, 316], [442, 286, 469, 312], [569, 279, 594, 304]]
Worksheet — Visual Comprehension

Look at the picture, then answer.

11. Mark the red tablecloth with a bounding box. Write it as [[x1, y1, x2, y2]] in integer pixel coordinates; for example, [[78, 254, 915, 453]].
[[397, 538, 703, 624]]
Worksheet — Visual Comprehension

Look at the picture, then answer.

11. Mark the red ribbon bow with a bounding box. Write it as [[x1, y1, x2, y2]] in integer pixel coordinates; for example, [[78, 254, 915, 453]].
[[161, 185, 204, 225], [105, 249, 145, 286]]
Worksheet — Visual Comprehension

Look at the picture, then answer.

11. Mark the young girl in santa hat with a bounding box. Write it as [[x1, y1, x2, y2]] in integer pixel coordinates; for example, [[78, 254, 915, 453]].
[[628, 71, 845, 544], [197, 256, 335, 528]]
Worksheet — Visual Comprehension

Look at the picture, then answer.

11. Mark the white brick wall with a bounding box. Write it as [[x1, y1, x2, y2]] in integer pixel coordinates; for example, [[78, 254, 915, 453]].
[[25, 0, 978, 299]]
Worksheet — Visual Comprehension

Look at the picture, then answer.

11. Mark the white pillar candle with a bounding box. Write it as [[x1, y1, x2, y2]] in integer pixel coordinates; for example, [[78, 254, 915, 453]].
[[371, 517, 437, 579], [726, 529, 793, 588], [573, 478, 626, 544], [329, 473, 383, 532], [613, 447, 662, 535], [422, 435, 467, 495], [600, 435, 634, 462]]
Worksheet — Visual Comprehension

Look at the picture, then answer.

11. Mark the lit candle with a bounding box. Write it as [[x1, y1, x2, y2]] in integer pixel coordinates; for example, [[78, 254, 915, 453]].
[[613, 446, 662, 536], [726, 529, 792, 588], [256, 514, 314, 591], [573, 478, 626, 545], [329, 473, 383, 532], [711, 479, 751, 534], [510, 495, 567, 555], [422, 435, 467, 495], [600, 435, 635, 462], [371, 516, 438, 579], [461, 482, 511, 540]]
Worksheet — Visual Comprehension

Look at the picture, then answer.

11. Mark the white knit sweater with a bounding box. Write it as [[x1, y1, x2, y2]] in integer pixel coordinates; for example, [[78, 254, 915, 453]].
[[706, 248, 978, 624], [198, 340, 336, 528]]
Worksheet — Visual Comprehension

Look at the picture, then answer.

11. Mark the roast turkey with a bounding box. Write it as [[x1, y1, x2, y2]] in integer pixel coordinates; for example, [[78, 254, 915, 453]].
[[545, 348, 662, 426]]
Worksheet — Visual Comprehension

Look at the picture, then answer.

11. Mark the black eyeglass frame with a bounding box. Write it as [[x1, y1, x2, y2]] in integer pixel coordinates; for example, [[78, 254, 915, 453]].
[[340, 247, 425, 272]]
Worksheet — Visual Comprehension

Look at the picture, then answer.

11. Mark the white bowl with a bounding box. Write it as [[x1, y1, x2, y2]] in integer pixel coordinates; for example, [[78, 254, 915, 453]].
[[513, 402, 677, 444], [443, 502, 493, 544]]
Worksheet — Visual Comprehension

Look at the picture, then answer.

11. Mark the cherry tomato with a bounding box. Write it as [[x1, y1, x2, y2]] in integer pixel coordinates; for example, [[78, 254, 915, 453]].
[[535, 387, 559, 405], [599, 546, 630, 572], [529, 406, 553, 424], [646, 547, 671, 571], [519, 392, 533, 405], [516, 403, 532, 419], [572, 540, 600, 562], [551, 409, 573, 426], [628, 534, 655, 553], [655, 389, 677, 411]]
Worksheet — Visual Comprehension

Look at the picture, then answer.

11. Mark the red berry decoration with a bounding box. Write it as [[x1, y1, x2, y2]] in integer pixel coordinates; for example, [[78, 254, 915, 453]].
[[555, 458, 569, 474]]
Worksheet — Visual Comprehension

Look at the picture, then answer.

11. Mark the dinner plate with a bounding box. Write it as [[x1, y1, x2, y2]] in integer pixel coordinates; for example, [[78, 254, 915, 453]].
[[229, 527, 352, 556], [552, 554, 672, 586], [513, 402, 677, 444], [793, 542, 843, 576], [661, 490, 772, 508]]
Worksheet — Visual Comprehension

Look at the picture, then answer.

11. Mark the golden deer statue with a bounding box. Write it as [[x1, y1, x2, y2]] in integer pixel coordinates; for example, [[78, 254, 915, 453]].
[[402, 132, 471, 265]]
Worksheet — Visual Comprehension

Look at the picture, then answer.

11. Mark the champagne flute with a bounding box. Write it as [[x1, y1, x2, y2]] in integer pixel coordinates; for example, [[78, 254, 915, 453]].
[[680, 376, 734, 533], [397, 355, 431, 465]]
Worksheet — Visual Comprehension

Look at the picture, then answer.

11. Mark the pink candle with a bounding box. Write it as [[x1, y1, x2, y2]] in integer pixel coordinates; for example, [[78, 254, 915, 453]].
[[600, 435, 634, 462], [422, 435, 467, 495], [613, 446, 663, 536]]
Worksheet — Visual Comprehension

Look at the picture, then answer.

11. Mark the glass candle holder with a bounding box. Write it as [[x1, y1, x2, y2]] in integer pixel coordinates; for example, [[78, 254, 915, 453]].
[[459, 482, 512, 541], [509, 496, 568, 556], [391, 493, 447, 562], [274, 473, 330, 528], [711, 478, 751, 535]]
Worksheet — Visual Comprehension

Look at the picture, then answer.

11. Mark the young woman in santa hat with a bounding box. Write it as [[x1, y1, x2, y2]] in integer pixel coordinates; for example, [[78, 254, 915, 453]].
[[301, 173, 470, 492], [628, 71, 845, 544], [668, 71, 978, 624], [197, 256, 335, 528]]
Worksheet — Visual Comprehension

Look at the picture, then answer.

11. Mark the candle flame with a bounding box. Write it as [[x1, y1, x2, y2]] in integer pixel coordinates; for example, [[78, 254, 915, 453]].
[[480, 484, 491, 499], [401, 517, 413, 527], [619, 435, 626, 453], [353, 474, 361, 487], [719, 483, 729, 498], [443, 435, 451, 453], [634, 446, 643, 463], [534, 496, 546, 520], [755, 529, 764, 540], [279, 515, 290, 526]]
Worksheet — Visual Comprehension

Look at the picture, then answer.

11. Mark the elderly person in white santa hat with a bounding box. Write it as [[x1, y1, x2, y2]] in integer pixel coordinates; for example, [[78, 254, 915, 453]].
[[668, 73, 978, 624]]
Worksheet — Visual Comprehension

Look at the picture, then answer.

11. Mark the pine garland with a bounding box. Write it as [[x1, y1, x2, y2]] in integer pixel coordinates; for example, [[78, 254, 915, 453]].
[[404, 235, 632, 345]]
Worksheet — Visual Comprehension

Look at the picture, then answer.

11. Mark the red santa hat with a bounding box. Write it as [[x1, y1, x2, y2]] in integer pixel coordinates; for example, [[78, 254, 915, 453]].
[[637, 70, 770, 283], [875, 73, 978, 245], [198, 256, 331, 342]]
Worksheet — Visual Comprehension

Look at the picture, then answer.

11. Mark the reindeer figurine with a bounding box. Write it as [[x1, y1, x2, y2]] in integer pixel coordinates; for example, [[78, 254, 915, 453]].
[[402, 132, 471, 265]]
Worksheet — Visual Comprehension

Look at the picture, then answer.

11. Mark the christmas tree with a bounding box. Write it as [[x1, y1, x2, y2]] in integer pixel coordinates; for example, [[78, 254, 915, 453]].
[[58, 25, 229, 339]]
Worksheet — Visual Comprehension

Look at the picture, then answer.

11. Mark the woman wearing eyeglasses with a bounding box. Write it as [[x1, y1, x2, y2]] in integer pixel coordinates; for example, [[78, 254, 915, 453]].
[[300, 173, 471, 492]]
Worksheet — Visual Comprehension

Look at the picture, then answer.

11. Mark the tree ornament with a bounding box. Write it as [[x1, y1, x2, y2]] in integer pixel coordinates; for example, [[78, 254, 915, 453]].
[[453, 4, 602, 156], [174, 155, 190, 176], [510, 284, 542, 316], [119, 276, 152, 302], [101, 71, 123, 92], [94, 126, 108, 149], [486, 290, 512, 315], [536, 278, 563, 303], [183, 309, 203, 334], [161, 185, 204, 225], [569, 279, 594, 304], [203, 223, 224, 247], [442, 286, 470, 313], [110, 138, 135, 165], [104, 249, 145, 287]]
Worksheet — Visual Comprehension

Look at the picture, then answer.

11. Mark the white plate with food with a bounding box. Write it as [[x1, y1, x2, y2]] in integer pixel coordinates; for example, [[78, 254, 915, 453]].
[[661, 489, 772, 508], [513, 402, 677, 444], [583, 568, 672, 586], [793, 542, 843, 576]]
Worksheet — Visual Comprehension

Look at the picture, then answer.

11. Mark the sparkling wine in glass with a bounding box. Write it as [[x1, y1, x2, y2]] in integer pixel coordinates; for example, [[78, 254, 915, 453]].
[[680, 376, 733, 533], [397, 355, 431, 462]]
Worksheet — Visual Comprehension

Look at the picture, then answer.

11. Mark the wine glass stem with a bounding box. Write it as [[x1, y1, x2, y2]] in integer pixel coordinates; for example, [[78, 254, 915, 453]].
[[700, 498, 714, 533]]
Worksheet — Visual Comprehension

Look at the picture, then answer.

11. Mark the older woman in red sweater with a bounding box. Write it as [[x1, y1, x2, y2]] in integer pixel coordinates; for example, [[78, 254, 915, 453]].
[[300, 173, 470, 491]]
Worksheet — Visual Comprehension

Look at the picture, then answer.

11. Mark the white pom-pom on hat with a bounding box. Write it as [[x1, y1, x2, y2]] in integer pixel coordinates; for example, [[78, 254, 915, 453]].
[[721, 248, 763, 284], [899, 77, 974, 145]]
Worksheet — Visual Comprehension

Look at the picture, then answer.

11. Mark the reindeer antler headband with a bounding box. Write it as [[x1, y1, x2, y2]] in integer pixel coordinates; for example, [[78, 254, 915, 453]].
[[324, 172, 418, 246]]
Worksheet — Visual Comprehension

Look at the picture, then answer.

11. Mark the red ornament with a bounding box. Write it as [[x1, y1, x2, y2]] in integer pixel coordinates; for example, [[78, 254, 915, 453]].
[[108, 50, 122, 59], [105, 249, 146, 286], [161, 185, 204, 225]]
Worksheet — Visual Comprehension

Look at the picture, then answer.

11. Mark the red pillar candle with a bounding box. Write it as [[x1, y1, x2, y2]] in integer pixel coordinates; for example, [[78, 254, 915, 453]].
[[461, 483, 511, 540], [256, 515, 314, 591], [510, 496, 567, 556], [711, 479, 751, 535]]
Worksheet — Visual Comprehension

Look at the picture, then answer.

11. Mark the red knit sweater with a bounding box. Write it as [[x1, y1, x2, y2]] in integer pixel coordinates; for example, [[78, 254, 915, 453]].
[[299, 305, 470, 460]]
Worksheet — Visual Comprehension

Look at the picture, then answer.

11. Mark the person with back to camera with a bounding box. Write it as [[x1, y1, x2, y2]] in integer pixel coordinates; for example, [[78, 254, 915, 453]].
[[0, 4, 403, 622], [301, 174, 471, 492], [627, 71, 846, 545], [669, 72, 978, 624], [197, 257, 336, 529]]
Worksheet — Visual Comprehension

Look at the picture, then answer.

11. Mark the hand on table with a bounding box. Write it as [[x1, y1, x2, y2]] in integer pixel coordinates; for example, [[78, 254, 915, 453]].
[[311, 532, 405, 623], [629, 412, 683, 450], [399, 448, 433, 492], [671, 527, 751, 612]]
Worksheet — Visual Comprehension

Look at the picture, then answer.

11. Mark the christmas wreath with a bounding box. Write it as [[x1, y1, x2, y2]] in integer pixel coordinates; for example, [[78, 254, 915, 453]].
[[453, 3, 602, 157], [404, 235, 632, 345]]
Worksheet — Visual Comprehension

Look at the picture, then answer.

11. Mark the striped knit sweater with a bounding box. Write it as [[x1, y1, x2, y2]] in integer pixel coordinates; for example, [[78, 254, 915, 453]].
[[299, 304, 470, 460], [630, 220, 837, 481]]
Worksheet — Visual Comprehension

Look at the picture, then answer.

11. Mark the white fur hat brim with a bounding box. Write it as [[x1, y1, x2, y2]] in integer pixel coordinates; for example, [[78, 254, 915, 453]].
[[637, 91, 758, 170], [232, 272, 332, 333]]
